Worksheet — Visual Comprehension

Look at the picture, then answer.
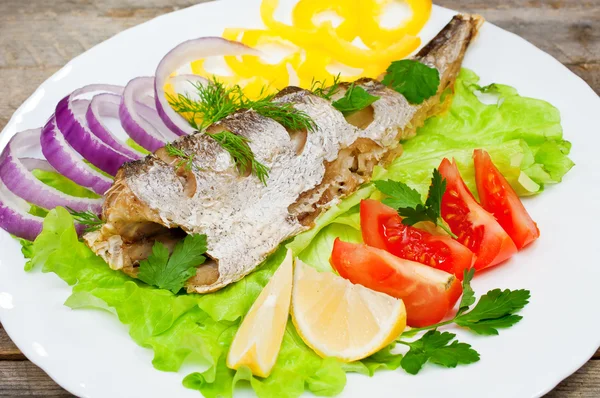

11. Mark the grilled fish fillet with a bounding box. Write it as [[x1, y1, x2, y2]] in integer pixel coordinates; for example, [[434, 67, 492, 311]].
[[85, 14, 483, 293]]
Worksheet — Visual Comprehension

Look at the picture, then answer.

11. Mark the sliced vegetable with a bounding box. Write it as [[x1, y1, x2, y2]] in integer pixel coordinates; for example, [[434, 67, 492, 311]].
[[0, 182, 44, 241], [360, 199, 474, 278], [474, 149, 540, 249], [54, 84, 135, 175], [154, 37, 259, 136], [330, 239, 462, 327], [121, 76, 183, 152], [86, 93, 144, 158], [439, 158, 517, 270], [0, 129, 102, 213], [40, 118, 113, 195]]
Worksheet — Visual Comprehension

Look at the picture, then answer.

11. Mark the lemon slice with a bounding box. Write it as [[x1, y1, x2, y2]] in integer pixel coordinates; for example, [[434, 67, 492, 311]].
[[227, 250, 293, 377], [291, 260, 406, 362]]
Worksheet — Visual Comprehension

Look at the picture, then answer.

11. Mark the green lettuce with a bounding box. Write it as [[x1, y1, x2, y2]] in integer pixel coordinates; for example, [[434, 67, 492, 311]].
[[22, 69, 573, 397]]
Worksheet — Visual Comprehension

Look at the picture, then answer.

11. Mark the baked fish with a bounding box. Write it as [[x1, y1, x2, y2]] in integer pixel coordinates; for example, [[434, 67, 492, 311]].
[[85, 14, 483, 293]]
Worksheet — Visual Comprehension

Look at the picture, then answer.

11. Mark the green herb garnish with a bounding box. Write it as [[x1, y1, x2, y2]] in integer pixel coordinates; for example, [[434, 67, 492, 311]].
[[398, 330, 480, 375], [310, 74, 341, 100], [66, 208, 104, 233], [332, 83, 380, 116], [168, 78, 315, 132], [403, 269, 530, 337], [382, 59, 440, 105], [165, 143, 198, 172], [167, 78, 316, 183], [396, 269, 530, 374], [138, 233, 208, 294], [374, 168, 456, 238], [210, 131, 270, 185]]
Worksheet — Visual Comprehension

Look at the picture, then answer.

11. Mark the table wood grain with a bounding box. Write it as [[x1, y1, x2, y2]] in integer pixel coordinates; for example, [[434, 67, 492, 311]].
[[0, 0, 598, 396]]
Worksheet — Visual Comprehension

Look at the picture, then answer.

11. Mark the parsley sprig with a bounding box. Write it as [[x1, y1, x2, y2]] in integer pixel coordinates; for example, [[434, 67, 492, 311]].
[[398, 330, 480, 375], [391, 269, 530, 375], [402, 269, 531, 338], [382, 59, 440, 105], [138, 234, 208, 294], [67, 208, 104, 233], [375, 169, 456, 238], [332, 83, 380, 116]]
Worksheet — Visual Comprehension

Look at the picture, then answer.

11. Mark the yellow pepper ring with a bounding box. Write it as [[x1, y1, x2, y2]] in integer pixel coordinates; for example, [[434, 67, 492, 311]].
[[222, 28, 302, 82], [359, 0, 432, 47], [292, 0, 359, 42], [261, 0, 421, 69]]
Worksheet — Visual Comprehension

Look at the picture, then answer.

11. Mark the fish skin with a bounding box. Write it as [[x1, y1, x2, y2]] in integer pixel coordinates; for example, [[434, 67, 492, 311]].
[[85, 14, 484, 293]]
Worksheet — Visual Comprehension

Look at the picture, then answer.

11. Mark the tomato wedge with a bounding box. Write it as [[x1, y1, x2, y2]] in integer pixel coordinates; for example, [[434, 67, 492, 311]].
[[360, 199, 474, 279], [331, 239, 462, 327], [439, 158, 517, 270], [474, 149, 540, 249]]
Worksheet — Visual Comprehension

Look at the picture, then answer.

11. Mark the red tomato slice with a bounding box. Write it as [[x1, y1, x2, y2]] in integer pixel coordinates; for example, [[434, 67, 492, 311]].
[[474, 149, 540, 249], [330, 239, 462, 327], [439, 158, 517, 270], [360, 199, 398, 250], [360, 199, 474, 279]]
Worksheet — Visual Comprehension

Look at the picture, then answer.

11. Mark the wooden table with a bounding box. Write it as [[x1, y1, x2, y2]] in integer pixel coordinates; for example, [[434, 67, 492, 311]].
[[0, 0, 598, 396]]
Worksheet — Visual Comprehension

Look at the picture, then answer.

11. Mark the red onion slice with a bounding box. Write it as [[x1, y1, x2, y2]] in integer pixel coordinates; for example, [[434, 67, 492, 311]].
[[169, 74, 209, 100], [41, 118, 113, 195], [0, 182, 87, 240], [0, 129, 103, 213], [0, 182, 44, 241], [55, 84, 133, 175], [86, 93, 144, 159], [20, 158, 55, 172], [154, 37, 259, 136], [120, 77, 179, 152]]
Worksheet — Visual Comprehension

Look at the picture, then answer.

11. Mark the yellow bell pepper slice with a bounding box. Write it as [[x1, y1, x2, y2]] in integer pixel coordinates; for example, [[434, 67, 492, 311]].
[[261, 0, 421, 69], [358, 0, 432, 48], [292, 0, 359, 42]]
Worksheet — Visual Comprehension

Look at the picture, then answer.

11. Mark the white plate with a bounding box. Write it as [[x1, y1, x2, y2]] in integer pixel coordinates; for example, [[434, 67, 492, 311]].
[[1, 1, 599, 397]]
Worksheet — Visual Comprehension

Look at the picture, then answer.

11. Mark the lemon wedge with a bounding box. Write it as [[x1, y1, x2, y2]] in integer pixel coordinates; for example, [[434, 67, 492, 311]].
[[291, 260, 406, 362], [227, 250, 293, 377]]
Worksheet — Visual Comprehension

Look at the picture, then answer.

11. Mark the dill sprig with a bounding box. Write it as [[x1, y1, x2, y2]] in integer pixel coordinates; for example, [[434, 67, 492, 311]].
[[310, 74, 341, 101], [165, 143, 198, 171], [167, 77, 318, 183], [67, 207, 104, 233], [167, 77, 315, 132], [167, 78, 242, 130], [209, 131, 270, 185], [247, 100, 316, 132]]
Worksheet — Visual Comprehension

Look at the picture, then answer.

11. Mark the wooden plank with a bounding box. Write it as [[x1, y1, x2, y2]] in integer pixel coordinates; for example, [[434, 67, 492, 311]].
[[0, 361, 72, 397], [545, 360, 600, 397], [0, 325, 25, 361]]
